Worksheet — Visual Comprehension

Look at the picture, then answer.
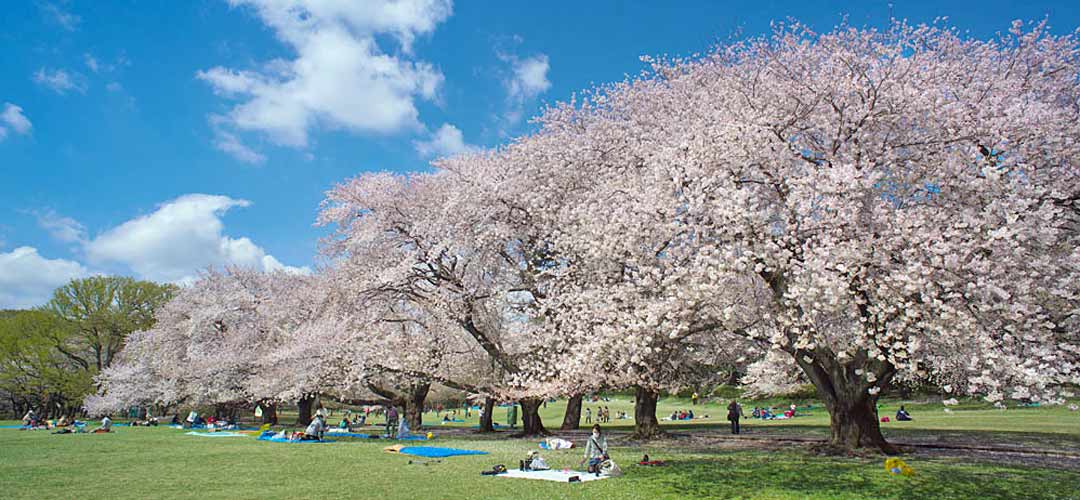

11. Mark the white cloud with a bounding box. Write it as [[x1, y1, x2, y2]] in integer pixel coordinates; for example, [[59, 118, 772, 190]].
[[33, 209, 87, 244], [84, 53, 100, 73], [0, 103, 32, 140], [33, 68, 86, 95], [41, 2, 80, 31], [198, 0, 452, 156], [414, 123, 475, 158], [85, 194, 309, 283], [212, 127, 266, 164], [496, 49, 551, 125], [0, 247, 88, 308], [506, 54, 551, 102]]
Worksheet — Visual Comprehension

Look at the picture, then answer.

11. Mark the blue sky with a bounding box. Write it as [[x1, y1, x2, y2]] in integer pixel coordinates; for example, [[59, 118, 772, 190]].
[[1, 0, 1078, 308]]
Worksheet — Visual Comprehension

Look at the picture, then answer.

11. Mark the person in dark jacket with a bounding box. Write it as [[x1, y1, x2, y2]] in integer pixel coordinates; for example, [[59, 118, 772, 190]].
[[896, 405, 913, 421], [727, 400, 744, 434]]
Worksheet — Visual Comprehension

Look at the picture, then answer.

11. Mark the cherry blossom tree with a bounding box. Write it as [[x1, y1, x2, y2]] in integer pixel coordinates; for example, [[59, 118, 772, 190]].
[[319, 159, 565, 435], [515, 20, 1080, 452]]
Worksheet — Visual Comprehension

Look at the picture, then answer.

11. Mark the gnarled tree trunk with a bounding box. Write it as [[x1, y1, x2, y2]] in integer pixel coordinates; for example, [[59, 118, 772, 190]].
[[825, 395, 892, 452], [633, 386, 662, 439], [296, 395, 315, 426], [478, 397, 495, 432], [519, 398, 548, 436], [794, 351, 898, 454], [403, 383, 430, 429], [560, 394, 583, 430]]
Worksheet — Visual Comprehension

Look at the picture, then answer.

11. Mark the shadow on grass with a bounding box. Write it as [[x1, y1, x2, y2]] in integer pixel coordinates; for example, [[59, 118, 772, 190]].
[[643, 422, 1080, 451], [627, 452, 1080, 500]]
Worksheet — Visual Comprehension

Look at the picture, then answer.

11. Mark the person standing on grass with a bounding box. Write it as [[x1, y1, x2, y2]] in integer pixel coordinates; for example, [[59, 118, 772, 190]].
[[385, 405, 399, 437], [507, 403, 518, 429], [585, 407, 592, 424], [727, 400, 743, 435]]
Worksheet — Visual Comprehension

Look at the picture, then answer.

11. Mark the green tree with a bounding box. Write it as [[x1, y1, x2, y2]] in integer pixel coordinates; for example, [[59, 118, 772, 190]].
[[45, 276, 177, 373], [0, 310, 92, 417]]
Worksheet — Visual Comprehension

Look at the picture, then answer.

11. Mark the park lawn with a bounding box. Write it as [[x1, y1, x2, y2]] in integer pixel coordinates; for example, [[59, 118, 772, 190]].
[[2, 399, 1079, 500], [1, 424, 1078, 500], [428, 395, 1080, 440]]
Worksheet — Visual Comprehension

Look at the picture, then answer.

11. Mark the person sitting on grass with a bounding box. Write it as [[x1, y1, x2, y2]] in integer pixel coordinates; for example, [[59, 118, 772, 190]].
[[580, 424, 609, 475], [302, 414, 327, 441], [896, 405, 913, 421], [339, 417, 351, 431], [93, 416, 113, 433]]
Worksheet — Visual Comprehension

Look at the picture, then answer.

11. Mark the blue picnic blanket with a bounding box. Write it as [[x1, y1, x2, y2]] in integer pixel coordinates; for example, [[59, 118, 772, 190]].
[[185, 431, 246, 438], [256, 431, 334, 444], [397, 446, 488, 458], [326, 431, 427, 440]]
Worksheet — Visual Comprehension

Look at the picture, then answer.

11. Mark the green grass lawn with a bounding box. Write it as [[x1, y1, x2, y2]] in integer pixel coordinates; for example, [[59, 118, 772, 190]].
[[2, 396, 1078, 499]]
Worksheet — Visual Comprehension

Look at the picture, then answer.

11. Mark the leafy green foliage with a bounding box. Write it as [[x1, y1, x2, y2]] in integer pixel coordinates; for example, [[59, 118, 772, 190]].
[[0, 277, 176, 416]]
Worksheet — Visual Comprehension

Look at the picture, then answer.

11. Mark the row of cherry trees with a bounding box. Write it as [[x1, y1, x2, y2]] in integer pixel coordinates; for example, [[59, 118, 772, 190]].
[[90, 21, 1080, 453]]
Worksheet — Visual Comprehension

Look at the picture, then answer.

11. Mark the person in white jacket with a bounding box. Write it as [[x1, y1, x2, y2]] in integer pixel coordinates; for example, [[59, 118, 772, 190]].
[[302, 414, 326, 441]]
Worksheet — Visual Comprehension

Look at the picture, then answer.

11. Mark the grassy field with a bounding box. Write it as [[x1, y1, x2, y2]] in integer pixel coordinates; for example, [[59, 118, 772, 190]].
[[2, 396, 1078, 500]]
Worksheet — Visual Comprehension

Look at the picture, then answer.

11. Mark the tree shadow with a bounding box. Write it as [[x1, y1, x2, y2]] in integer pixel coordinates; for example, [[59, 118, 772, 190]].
[[626, 453, 1080, 500]]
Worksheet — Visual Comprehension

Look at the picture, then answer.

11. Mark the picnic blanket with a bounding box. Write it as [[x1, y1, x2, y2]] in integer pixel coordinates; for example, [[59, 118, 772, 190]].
[[494, 469, 610, 483], [387, 446, 488, 458], [540, 438, 574, 450], [257, 435, 334, 443], [185, 431, 246, 438], [256, 431, 333, 443], [324, 431, 429, 440]]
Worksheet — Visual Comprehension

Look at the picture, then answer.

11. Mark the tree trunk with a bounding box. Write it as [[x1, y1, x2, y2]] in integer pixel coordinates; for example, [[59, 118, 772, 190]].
[[823, 393, 895, 454], [478, 397, 495, 433], [296, 395, 315, 426], [403, 383, 430, 429], [519, 398, 548, 436], [633, 386, 662, 439], [560, 394, 583, 430], [794, 352, 898, 455], [261, 402, 278, 425]]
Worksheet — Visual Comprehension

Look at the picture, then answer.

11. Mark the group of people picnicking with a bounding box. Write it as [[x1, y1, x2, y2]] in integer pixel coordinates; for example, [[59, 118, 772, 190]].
[[725, 400, 805, 434], [176, 410, 237, 430], [667, 409, 708, 421], [750, 403, 803, 420], [20, 409, 114, 434]]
